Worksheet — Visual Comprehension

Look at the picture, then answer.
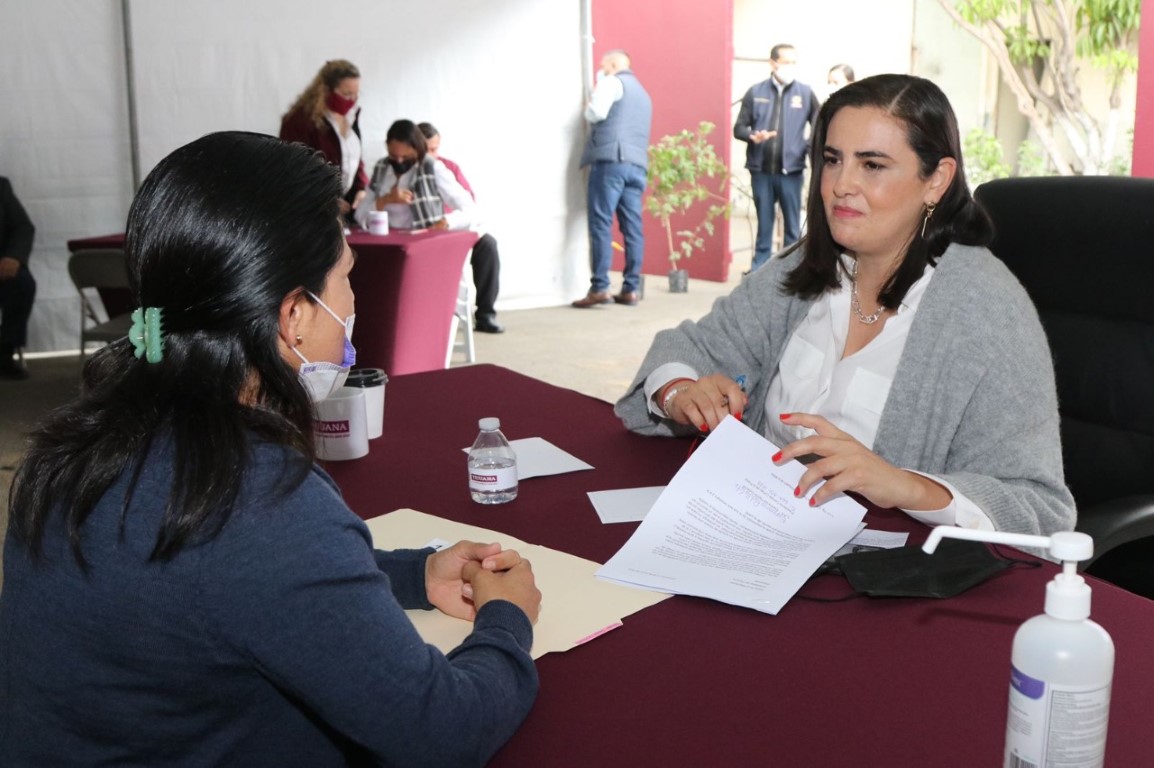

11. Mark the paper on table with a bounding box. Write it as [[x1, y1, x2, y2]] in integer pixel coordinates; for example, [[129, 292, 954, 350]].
[[832, 528, 909, 558], [587, 486, 665, 524], [596, 416, 867, 615], [365, 509, 669, 659], [461, 436, 594, 480]]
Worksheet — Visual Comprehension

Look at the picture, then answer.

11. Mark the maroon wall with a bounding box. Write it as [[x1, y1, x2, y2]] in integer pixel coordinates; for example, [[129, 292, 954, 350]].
[[592, 0, 734, 282]]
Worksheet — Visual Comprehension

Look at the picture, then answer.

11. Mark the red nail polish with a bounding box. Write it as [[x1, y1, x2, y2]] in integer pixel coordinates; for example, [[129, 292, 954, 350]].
[[771, 451, 782, 462], [794, 486, 802, 497], [779, 413, 791, 421], [735, 412, 743, 422], [699, 424, 709, 433], [808, 497, 816, 507]]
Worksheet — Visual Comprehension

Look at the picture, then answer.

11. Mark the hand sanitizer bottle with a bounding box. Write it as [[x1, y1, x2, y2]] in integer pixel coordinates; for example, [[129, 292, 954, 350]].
[[923, 528, 1114, 768]]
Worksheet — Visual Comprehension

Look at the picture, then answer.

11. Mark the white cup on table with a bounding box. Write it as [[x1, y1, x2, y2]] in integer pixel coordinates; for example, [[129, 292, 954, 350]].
[[368, 211, 390, 236], [313, 387, 370, 461]]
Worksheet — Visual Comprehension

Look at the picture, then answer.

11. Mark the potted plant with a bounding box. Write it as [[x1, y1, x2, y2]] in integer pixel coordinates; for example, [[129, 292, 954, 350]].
[[645, 121, 730, 292]]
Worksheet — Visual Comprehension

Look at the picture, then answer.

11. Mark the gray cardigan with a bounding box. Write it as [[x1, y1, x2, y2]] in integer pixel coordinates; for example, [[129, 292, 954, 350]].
[[615, 244, 1075, 537]]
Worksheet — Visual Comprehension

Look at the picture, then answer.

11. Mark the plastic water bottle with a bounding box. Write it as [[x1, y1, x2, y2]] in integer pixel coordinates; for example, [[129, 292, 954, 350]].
[[468, 417, 518, 504]]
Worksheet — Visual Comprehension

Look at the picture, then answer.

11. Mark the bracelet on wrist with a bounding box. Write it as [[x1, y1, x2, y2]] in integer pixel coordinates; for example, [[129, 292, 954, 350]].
[[659, 378, 694, 418]]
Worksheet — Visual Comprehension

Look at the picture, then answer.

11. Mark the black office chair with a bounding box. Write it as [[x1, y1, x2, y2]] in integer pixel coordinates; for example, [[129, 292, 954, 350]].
[[975, 176, 1154, 598]]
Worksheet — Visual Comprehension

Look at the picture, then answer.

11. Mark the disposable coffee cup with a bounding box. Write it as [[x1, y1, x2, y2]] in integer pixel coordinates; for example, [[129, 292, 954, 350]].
[[344, 368, 387, 439], [314, 387, 369, 460], [368, 211, 390, 235]]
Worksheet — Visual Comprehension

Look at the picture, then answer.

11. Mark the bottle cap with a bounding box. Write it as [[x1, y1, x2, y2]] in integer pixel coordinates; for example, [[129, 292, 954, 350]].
[[478, 417, 500, 430], [1046, 571, 1092, 620]]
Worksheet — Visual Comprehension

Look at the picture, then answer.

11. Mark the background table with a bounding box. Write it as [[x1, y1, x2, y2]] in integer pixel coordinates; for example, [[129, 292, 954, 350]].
[[68, 229, 477, 376], [325, 364, 1154, 767]]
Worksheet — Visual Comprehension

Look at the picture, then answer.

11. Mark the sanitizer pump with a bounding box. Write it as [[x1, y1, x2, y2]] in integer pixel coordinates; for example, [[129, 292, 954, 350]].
[[922, 528, 1114, 768]]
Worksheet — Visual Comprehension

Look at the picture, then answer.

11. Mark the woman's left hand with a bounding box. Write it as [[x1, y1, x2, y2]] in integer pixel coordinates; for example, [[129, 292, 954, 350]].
[[775, 412, 952, 511], [430, 219, 449, 231], [425, 540, 523, 620]]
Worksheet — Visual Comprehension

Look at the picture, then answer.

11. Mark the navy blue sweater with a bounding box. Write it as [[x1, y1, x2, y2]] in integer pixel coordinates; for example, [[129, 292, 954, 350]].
[[0, 441, 537, 766]]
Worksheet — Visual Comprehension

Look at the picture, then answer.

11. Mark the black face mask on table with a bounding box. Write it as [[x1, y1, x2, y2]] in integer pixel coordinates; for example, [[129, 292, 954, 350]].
[[834, 538, 1030, 599]]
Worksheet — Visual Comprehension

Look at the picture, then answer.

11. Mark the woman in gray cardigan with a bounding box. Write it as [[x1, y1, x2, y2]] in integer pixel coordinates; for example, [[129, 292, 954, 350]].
[[616, 75, 1074, 538]]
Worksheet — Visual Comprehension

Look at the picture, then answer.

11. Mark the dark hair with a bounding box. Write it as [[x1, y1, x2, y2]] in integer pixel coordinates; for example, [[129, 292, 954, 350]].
[[8, 131, 345, 566], [829, 63, 855, 83], [770, 44, 795, 61], [386, 119, 428, 159], [417, 122, 439, 141], [782, 73, 993, 308]]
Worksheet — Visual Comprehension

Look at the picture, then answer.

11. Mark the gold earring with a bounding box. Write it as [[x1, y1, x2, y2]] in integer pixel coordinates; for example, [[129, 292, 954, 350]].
[[295, 335, 303, 345], [921, 202, 937, 239]]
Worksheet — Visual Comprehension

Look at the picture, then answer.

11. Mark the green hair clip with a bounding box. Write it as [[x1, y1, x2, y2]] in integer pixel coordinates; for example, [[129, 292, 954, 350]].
[[128, 307, 165, 363]]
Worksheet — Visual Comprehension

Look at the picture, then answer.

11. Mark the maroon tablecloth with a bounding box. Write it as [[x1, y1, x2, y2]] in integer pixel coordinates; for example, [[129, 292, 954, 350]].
[[325, 364, 1154, 767], [344, 229, 476, 375], [69, 229, 477, 376]]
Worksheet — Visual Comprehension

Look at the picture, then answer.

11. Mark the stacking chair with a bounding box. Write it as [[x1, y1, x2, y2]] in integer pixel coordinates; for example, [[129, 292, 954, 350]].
[[67, 248, 133, 362], [445, 259, 476, 367], [975, 176, 1154, 598]]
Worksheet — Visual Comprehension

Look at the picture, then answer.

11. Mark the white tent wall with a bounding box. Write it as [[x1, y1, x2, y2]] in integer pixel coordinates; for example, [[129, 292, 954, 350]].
[[1, 0, 589, 354], [0, 1, 135, 354]]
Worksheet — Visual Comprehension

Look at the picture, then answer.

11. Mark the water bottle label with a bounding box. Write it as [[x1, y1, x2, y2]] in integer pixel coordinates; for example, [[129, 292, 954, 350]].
[[468, 465, 518, 492], [1004, 665, 1110, 768]]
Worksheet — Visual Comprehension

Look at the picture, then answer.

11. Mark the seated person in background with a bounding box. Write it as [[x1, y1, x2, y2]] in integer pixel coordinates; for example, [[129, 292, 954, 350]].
[[1, 132, 540, 766], [279, 59, 368, 218], [615, 74, 1075, 539], [355, 118, 476, 234], [419, 121, 505, 334], [0, 175, 35, 379]]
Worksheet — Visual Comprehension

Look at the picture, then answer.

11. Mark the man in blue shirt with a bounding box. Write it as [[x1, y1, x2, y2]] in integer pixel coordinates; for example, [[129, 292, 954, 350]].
[[574, 50, 653, 308], [734, 44, 820, 272]]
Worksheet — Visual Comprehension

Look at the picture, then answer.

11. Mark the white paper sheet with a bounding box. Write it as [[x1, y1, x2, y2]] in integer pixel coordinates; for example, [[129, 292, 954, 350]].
[[596, 417, 867, 615], [587, 486, 665, 524], [461, 436, 593, 480], [831, 528, 909, 558]]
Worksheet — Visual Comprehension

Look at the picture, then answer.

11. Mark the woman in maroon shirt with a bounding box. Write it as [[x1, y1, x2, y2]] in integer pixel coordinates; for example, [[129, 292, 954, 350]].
[[279, 59, 369, 216]]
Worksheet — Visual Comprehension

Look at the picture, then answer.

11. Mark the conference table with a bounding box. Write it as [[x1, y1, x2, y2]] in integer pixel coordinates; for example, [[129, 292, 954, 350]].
[[325, 364, 1154, 767], [67, 228, 477, 376]]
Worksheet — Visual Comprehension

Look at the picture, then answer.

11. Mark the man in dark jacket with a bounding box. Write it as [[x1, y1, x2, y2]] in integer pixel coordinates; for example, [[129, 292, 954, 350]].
[[733, 44, 820, 272], [0, 176, 35, 379]]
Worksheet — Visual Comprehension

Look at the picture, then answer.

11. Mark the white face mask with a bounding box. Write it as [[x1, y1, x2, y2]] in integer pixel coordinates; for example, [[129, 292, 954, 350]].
[[293, 291, 357, 403], [774, 64, 797, 86]]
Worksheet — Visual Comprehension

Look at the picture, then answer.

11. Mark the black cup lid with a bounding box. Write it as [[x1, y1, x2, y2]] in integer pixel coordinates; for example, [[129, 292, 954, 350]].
[[346, 368, 387, 387]]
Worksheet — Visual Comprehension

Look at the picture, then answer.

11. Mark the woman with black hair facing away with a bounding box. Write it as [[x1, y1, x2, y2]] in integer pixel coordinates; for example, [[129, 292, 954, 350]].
[[0, 132, 540, 766], [280, 59, 369, 217], [616, 74, 1074, 538]]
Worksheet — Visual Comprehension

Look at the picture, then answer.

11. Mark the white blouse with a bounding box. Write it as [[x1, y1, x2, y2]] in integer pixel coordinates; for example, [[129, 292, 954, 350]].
[[324, 106, 362, 196], [645, 260, 994, 531]]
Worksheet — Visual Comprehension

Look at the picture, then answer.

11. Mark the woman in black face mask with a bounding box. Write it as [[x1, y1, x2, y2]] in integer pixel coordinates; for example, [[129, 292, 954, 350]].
[[354, 119, 479, 232]]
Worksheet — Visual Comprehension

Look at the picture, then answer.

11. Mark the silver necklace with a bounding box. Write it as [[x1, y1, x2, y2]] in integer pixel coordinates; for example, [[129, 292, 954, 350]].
[[850, 261, 885, 325]]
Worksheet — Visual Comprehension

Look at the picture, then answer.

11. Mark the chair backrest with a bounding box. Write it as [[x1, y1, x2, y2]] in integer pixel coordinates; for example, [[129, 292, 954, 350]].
[[68, 248, 130, 292], [974, 176, 1154, 510]]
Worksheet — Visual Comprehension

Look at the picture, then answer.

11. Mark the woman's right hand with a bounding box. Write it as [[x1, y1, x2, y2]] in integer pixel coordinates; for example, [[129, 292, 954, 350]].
[[383, 185, 414, 205], [662, 373, 748, 432], [462, 559, 542, 624]]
